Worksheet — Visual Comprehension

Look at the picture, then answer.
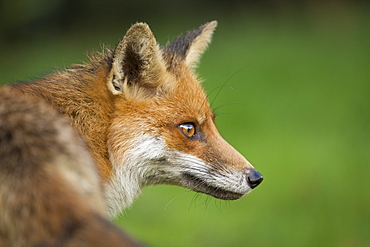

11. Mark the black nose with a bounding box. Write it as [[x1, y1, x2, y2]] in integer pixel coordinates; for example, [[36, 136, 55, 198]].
[[247, 169, 263, 189]]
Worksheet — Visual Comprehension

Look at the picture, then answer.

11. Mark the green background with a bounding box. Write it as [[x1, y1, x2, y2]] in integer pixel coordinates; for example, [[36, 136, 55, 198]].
[[1, 1, 369, 246]]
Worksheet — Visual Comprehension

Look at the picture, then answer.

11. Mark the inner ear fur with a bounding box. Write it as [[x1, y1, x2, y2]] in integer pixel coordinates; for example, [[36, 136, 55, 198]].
[[108, 23, 167, 97], [165, 21, 217, 70]]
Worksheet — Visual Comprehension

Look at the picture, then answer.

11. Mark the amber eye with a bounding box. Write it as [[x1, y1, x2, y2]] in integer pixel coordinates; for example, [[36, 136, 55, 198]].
[[179, 123, 196, 138]]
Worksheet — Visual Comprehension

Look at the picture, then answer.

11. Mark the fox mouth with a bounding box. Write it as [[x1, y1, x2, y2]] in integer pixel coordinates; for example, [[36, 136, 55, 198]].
[[181, 172, 245, 200]]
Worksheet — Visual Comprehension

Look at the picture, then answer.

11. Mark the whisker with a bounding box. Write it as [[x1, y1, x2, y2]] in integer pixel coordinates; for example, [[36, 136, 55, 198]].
[[189, 192, 207, 212], [206, 196, 214, 211], [213, 100, 244, 115], [189, 192, 199, 212], [215, 199, 224, 212], [213, 112, 238, 118], [164, 189, 192, 212], [201, 85, 224, 110], [210, 66, 249, 108]]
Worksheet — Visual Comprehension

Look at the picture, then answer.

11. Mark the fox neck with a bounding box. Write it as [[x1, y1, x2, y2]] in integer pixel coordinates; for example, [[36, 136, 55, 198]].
[[105, 134, 171, 218]]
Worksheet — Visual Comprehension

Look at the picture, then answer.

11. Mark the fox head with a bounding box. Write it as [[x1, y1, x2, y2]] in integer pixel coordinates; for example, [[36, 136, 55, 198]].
[[105, 21, 263, 217]]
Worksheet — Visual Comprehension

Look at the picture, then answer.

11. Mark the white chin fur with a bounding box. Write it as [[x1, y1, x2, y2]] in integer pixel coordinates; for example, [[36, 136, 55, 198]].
[[105, 134, 250, 218]]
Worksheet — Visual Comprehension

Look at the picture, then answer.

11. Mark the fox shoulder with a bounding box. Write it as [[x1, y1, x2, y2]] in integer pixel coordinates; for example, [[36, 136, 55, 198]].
[[0, 86, 141, 247]]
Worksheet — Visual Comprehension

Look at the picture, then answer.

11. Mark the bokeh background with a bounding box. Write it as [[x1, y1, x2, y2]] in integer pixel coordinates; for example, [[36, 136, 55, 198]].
[[1, 0, 369, 246]]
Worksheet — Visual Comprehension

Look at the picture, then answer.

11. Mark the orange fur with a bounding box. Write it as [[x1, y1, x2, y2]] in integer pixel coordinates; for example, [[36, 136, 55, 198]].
[[14, 59, 115, 181], [0, 87, 141, 246], [12, 21, 263, 218]]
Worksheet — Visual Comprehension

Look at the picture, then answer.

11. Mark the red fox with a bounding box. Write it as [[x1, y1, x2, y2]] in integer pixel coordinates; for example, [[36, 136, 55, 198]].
[[0, 87, 141, 246], [13, 21, 263, 218]]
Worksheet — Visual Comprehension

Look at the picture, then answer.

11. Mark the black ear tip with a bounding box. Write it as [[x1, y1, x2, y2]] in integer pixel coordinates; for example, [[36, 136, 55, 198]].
[[164, 21, 217, 62]]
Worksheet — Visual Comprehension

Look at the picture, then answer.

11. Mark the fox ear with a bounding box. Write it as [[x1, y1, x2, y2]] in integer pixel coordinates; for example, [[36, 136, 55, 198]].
[[165, 21, 217, 70], [108, 23, 166, 97]]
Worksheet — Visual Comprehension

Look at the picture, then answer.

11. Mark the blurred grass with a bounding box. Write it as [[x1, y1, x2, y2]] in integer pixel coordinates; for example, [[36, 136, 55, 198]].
[[1, 5, 369, 247]]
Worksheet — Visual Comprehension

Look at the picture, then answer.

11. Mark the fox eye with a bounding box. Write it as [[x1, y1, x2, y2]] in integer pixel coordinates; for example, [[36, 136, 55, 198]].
[[179, 123, 196, 138]]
